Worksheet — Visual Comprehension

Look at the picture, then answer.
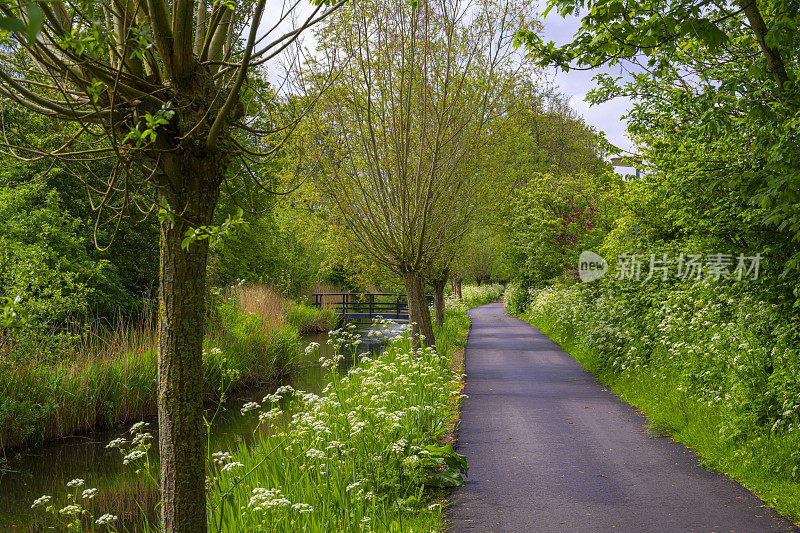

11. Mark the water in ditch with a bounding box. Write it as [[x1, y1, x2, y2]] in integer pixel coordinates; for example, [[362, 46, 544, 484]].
[[0, 322, 405, 531]]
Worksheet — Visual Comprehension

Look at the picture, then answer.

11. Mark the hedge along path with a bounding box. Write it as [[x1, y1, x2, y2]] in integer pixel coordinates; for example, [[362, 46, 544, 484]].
[[446, 301, 798, 532]]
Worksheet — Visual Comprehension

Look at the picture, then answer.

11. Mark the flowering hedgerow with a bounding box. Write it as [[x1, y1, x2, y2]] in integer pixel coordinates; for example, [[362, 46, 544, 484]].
[[524, 279, 800, 436]]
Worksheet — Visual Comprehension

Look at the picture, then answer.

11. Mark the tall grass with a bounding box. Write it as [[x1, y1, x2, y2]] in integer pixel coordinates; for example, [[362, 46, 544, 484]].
[[0, 285, 311, 452], [231, 284, 287, 331], [30, 298, 474, 532], [286, 302, 337, 334]]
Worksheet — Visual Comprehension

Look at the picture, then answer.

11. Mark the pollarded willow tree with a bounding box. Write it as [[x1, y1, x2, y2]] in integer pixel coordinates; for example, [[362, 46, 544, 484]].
[[0, 0, 342, 530], [307, 0, 536, 346]]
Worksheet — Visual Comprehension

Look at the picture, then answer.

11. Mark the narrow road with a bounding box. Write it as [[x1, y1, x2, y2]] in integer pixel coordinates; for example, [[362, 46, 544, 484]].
[[446, 302, 798, 532]]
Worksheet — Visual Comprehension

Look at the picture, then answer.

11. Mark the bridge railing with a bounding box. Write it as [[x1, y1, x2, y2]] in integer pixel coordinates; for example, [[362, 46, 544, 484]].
[[311, 293, 433, 320]]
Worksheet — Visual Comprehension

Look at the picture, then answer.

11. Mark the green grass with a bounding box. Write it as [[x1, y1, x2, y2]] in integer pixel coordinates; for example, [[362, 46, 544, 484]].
[[0, 289, 303, 452], [286, 302, 337, 334], [526, 313, 800, 524]]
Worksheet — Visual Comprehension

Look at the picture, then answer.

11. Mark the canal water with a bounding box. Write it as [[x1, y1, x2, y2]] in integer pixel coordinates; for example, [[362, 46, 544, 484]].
[[0, 322, 404, 531]]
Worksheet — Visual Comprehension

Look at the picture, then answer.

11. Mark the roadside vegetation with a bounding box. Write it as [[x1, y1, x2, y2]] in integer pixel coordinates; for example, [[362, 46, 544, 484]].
[[28, 284, 501, 531], [0, 285, 334, 451]]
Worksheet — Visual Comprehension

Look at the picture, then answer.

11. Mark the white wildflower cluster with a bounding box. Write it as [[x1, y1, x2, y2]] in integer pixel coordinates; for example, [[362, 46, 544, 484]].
[[292, 502, 314, 514], [123, 449, 147, 465], [212, 451, 234, 465], [66, 478, 85, 488], [263, 384, 294, 404], [320, 324, 361, 369], [240, 401, 261, 415], [249, 488, 291, 511], [526, 278, 798, 436], [305, 448, 326, 460], [390, 438, 407, 454], [106, 437, 127, 449], [132, 431, 152, 447], [220, 461, 244, 472], [95, 513, 118, 525], [129, 421, 148, 434], [31, 495, 52, 509]]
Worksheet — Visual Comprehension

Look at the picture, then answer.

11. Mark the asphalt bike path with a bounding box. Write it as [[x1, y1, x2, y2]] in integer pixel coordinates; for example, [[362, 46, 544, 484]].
[[446, 301, 798, 532]]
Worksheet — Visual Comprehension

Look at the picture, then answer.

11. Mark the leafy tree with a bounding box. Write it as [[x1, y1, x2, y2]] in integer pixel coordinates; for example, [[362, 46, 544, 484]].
[[508, 171, 623, 285], [309, 0, 536, 346], [518, 0, 800, 286], [0, 0, 343, 528]]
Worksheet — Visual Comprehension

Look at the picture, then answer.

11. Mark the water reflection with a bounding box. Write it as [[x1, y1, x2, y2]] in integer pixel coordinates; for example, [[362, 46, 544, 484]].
[[0, 322, 403, 531]]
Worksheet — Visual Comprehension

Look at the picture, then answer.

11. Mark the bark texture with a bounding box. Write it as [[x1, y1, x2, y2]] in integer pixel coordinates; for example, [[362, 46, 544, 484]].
[[429, 267, 449, 328], [156, 154, 224, 533], [400, 267, 435, 349], [738, 0, 790, 89]]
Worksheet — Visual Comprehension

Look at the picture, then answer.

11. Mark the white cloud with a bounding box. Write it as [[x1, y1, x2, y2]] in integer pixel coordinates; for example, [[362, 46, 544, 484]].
[[538, 11, 639, 160]]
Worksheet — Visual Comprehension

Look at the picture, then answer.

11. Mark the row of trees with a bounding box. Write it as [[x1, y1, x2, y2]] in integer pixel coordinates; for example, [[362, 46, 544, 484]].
[[305, 0, 537, 346], [0, 0, 609, 530]]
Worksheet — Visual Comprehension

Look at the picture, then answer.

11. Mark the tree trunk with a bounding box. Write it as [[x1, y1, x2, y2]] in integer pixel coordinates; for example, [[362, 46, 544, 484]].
[[156, 162, 221, 533], [455, 277, 462, 299], [737, 0, 790, 90], [400, 267, 435, 349]]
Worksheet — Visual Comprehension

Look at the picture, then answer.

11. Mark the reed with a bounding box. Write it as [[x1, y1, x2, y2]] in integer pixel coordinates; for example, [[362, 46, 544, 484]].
[[0, 284, 304, 453]]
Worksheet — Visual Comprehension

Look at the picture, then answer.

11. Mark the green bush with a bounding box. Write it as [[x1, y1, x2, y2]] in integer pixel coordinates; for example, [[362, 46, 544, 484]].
[[0, 182, 126, 326], [503, 280, 528, 315], [523, 279, 800, 436]]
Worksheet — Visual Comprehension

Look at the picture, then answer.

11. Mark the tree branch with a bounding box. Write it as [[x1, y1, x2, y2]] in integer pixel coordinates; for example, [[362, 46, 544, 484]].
[[206, 0, 266, 151]]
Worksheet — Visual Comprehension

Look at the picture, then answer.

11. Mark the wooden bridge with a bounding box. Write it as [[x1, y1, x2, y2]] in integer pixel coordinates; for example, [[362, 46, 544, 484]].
[[311, 293, 433, 321]]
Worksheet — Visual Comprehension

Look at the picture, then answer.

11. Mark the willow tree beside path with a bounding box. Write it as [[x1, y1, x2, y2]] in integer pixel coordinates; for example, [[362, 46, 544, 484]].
[[0, 0, 343, 530], [309, 0, 535, 347]]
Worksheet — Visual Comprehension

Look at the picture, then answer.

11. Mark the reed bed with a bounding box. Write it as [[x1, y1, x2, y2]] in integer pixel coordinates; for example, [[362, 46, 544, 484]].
[[0, 284, 335, 452]]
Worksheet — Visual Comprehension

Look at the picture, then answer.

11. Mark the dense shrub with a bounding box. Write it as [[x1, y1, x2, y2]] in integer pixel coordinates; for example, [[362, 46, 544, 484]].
[[0, 182, 125, 326], [523, 279, 800, 437], [503, 280, 528, 315]]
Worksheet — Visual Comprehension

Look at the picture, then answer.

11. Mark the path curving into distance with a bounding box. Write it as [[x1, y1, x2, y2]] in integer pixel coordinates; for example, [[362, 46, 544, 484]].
[[446, 302, 798, 533]]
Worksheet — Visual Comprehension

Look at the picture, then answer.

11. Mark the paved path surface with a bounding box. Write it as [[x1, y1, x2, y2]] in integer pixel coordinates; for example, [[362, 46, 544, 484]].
[[446, 302, 798, 533]]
